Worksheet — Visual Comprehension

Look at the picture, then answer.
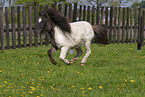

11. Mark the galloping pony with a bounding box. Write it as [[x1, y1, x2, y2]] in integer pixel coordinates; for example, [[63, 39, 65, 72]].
[[34, 8, 109, 65]]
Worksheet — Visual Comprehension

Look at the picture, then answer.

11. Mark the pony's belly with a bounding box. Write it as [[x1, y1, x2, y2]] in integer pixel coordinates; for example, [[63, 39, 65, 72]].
[[70, 40, 84, 49], [55, 37, 84, 49]]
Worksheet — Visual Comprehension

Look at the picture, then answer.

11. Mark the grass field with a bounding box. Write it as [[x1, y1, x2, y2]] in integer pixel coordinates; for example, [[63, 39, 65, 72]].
[[0, 43, 145, 97]]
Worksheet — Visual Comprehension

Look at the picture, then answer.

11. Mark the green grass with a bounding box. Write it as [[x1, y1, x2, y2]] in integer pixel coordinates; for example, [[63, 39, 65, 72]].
[[0, 43, 145, 97]]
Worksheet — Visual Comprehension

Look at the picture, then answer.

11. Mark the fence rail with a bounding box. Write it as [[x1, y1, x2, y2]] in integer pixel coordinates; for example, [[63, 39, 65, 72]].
[[0, 3, 144, 50]]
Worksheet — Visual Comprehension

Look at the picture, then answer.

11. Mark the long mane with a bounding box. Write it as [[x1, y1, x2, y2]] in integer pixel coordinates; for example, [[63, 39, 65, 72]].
[[46, 8, 71, 33]]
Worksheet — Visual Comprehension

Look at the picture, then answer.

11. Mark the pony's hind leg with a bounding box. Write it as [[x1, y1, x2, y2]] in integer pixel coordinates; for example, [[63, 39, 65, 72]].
[[70, 47, 83, 64], [59, 47, 69, 64], [81, 41, 91, 65], [47, 46, 57, 65]]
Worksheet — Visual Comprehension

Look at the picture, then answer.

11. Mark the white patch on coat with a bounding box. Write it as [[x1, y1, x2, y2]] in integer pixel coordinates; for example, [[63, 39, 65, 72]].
[[38, 18, 42, 23], [54, 21, 94, 49]]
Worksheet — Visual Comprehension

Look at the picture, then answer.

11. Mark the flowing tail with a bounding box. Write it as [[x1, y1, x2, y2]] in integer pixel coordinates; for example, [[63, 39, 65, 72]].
[[92, 24, 109, 44]]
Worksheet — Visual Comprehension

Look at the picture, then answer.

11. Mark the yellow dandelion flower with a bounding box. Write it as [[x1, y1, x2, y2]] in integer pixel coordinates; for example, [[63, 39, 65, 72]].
[[82, 91, 85, 93], [41, 76, 44, 78], [49, 86, 53, 88], [71, 86, 75, 88], [29, 91, 33, 94], [123, 79, 127, 81], [40, 94, 43, 96], [88, 87, 92, 90], [99, 86, 103, 89], [23, 92, 25, 94], [57, 89, 60, 91], [81, 73, 83, 75], [5, 90, 8, 92], [81, 88, 84, 89], [130, 80, 134, 82], [4, 81, 7, 83], [77, 72, 80, 74]]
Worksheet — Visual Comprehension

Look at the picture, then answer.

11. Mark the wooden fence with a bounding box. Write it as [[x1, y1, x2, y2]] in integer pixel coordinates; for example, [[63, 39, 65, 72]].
[[0, 3, 145, 50]]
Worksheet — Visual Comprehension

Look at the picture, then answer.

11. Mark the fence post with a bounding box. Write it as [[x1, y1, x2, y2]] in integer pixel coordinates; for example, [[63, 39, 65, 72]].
[[87, 6, 90, 22], [73, 2, 77, 22], [101, 7, 104, 24], [105, 7, 108, 27], [141, 11, 145, 46], [17, 6, 21, 48], [130, 8, 133, 43], [34, 5, 38, 47], [113, 7, 117, 44], [11, 7, 16, 49], [40, 5, 43, 46], [109, 7, 113, 43], [68, 3, 72, 22], [0, 7, 4, 50], [117, 7, 121, 44], [137, 7, 141, 51], [23, 6, 27, 48], [96, 5, 100, 24], [91, 6, 95, 25], [79, 5, 82, 21], [83, 5, 86, 21], [126, 7, 129, 43], [64, 4, 68, 17], [134, 7, 138, 43], [5, 7, 10, 49], [29, 6, 33, 47], [122, 8, 125, 44]]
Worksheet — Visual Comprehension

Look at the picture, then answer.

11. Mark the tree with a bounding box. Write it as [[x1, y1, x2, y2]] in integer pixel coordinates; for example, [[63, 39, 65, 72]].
[[14, 0, 67, 6], [86, 0, 108, 7]]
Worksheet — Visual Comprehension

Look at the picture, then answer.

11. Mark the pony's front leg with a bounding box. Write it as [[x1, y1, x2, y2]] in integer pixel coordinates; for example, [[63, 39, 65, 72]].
[[59, 47, 69, 64], [47, 46, 57, 65]]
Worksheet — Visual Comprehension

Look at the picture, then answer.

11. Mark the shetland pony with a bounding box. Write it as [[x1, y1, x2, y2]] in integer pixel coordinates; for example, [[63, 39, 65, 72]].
[[34, 8, 109, 65]]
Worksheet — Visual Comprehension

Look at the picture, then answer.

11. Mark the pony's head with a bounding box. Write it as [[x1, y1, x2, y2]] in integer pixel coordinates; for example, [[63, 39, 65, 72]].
[[34, 9, 55, 36], [34, 8, 71, 36]]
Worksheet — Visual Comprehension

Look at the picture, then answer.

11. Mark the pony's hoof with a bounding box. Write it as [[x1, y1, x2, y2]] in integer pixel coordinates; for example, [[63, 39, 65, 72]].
[[81, 64, 84, 66], [70, 61, 74, 64], [70, 58, 78, 64], [52, 61, 57, 65], [50, 59, 57, 65], [67, 61, 70, 65]]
